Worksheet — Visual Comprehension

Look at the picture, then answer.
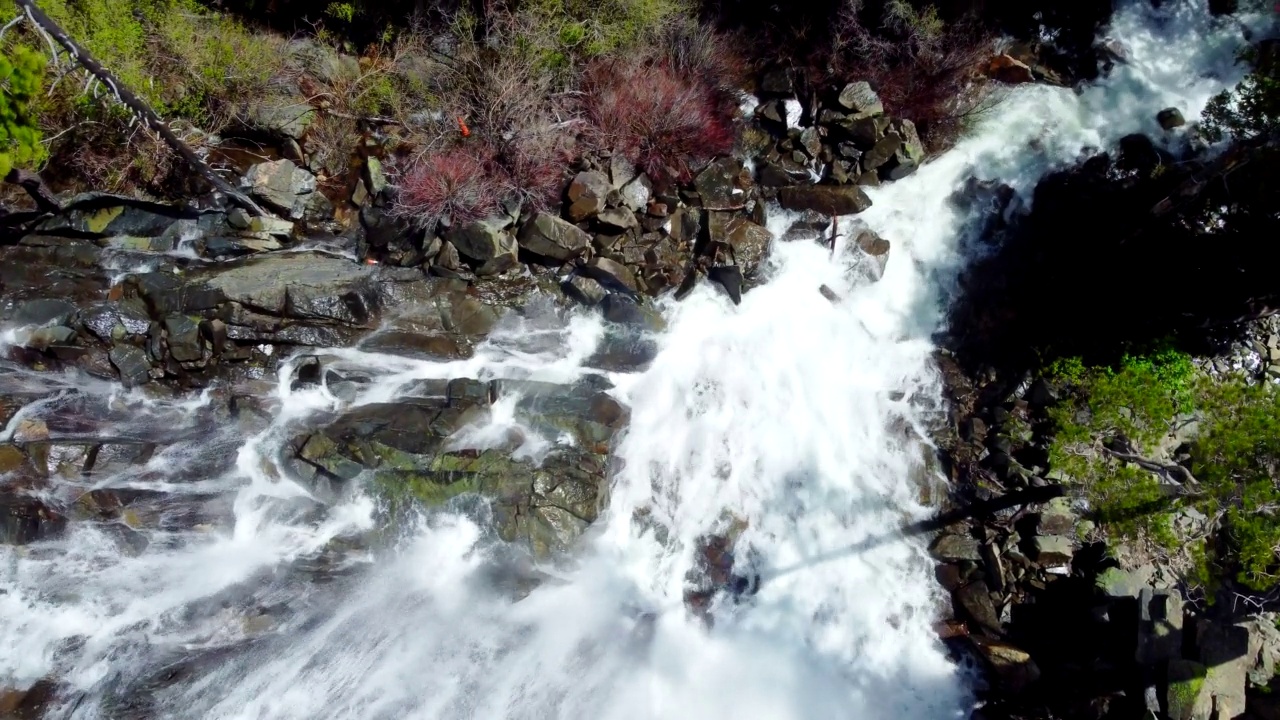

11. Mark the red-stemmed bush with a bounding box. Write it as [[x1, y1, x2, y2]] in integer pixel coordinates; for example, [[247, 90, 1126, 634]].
[[389, 145, 512, 230], [581, 58, 736, 186]]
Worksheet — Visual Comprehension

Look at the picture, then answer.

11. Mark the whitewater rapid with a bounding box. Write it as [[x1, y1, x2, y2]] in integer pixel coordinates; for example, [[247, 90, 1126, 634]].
[[0, 1, 1270, 717]]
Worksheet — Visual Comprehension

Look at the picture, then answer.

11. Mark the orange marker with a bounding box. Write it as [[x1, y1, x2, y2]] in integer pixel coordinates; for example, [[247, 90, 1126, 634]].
[[457, 116, 470, 138]]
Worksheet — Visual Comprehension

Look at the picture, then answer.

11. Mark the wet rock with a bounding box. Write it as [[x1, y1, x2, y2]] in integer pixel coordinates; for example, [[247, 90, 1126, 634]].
[[163, 315, 204, 362], [778, 185, 872, 215], [694, 158, 751, 211], [844, 115, 891, 150], [1158, 107, 1186, 130], [850, 228, 890, 281], [799, 127, 822, 158], [756, 159, 809, 187], [241, 159, 317, 220], [836, 81, 884, 118], [1032, 535, 1074, 565], [22, 326, 77, 351], [36, 195, 188, 238], [0, 492, 67, 545], [884, 119, 924, 180], [567, 171, 611, 222], [586, 330, 658, 372], [707, 265, 743, 305], [971, 637, 1041, 693], [10, 299, 77, 328], [955, 579, 1002, 634], [932, 533, 982, 561], [201, 252, 377, 326], [862, 135, 902, 172], [518, 212, 591, 262], [725, 217, 772, 278], [582, 257, 639, 294], [448, 218, 520, 276], [203, 236, 283, 258], [109, 345, 152, 387], [780, 211, 830, 243], [599, 294, 655, 328], [562, 274, 609, 306]]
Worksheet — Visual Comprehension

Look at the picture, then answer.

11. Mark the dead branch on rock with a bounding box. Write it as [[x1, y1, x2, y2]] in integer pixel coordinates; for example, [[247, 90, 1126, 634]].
[[1102, 445, 1200, 489], [10, 0, 267, 216]]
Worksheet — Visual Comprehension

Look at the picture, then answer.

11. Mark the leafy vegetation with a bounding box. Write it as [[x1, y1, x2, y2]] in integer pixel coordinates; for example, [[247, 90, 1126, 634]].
[[1045, 345, 1280, 593], [0, 44, 45, 178], [1201, 40, 1279, 142]]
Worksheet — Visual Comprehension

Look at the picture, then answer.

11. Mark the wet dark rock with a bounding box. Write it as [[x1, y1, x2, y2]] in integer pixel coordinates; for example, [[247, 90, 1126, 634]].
[[22, 326, 77, 351], [862, 135, 902, 172], [36, 194, 193, 238], [241, 159, 318, 220], [0, 492, 67, 545], [836, 81, 884, 118], [844, 115, 891, 150], [200, 252, 377, 326], [109, 345, 152, 387], [586, 330, 658, 372], [448, 218, 520, 276], [708, 265, 743, 305], [599, 294, 649, 327], [694, 158, 751, 211], [202, 236, 283, 258], [518, 213, 591, 262], [1157, 107, 1186, 130], [759, 68, 793, 96], [756, 159, 809, 187], [955, 579, 1003, 634], [884, 119, 924, 180], [163, 315, 204, 363], [971, 637, 1041, 693], [779, 185, 872, 215], [10, 299, 77, 328]]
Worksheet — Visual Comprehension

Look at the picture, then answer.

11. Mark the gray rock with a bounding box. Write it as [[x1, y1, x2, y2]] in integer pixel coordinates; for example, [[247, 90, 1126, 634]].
[[567, 171, 611, 222], [885, 118, 924, 180], [955, 579, 1002, 633], [23, 326, 77, 350], [201, 252, 377, 325], [518, 213, 591, 262], [1037, 497, 1077, 536], [562, 274, 609, 306], [597, 207, 639, 232], [620, 174, 653, 212], [582, 257, 639, 294], [931, 533, 982, 561], [799, 127, 822, 158], [609, 154, 636, 190], [448, 218, 519, 275], [779, 185, 873, 215], [1189, 619, 1250, 720], [238, 96, 316, 141], [12, 299, 77, 328], [845, 115, 891, 150], [1096, 564, 1154, 598], [1165, 659, 1209, 720], [433, 241, 462, 272], [365, 156, 388, 197], [862, 135, 902, 171], [836, 81, 884, 118], [109, 345, 152, 387], [1138, 588, 1184, 666], [1032, 535, 1074, 565], [163, 315, 203, 362], [242, 159, 317, 220]]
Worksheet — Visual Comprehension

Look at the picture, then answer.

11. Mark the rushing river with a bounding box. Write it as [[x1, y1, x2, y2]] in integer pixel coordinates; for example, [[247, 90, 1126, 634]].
[[0, 1, 1267, 717]]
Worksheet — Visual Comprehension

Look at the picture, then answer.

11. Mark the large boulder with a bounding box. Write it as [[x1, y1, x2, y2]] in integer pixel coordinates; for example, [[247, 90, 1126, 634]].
[[518, 213, 591, 262], [241, 159, 318, 220], [199, 251, 377, 326], [836, 81, 884, 119], [567, 171, 611, 222], [236, 94, 316, 141], [447, 218, 520, 276], [779, 185, 872, 215]]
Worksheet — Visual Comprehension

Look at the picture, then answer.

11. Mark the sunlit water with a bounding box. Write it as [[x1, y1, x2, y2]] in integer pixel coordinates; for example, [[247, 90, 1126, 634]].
[[0, 1, 1269, 717]]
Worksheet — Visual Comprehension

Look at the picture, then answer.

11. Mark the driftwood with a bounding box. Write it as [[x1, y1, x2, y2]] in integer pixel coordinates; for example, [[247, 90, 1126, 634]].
[[9, 0, 268, 217], [4, 168, 60, 213]]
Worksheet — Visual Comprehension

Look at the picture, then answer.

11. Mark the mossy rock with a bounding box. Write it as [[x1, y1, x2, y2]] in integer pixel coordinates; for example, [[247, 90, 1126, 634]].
[[1166, 659, 1208, 720]]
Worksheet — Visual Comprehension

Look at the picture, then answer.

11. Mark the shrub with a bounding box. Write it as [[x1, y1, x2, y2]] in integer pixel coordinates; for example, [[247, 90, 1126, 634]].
[[581, 57, 735, 185], [0, 45, 46, 178], [827, 0, 994, 149], [388, 145, 510, 231], [1201, 40, 1279, 143]]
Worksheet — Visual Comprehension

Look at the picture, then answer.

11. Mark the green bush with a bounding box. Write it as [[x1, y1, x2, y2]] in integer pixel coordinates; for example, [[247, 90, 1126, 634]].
[[1046, 346, 1280, 592], [1202, 41, 1279, 143], [0, 44, 45, 178]]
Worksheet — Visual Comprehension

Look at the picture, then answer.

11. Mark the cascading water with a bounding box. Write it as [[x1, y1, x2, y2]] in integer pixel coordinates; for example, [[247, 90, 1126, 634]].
[[0, 1, 1269, 717]]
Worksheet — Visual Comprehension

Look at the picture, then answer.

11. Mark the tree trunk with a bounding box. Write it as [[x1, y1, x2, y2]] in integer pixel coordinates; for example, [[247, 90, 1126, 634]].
[[12, 0, 268, 216]]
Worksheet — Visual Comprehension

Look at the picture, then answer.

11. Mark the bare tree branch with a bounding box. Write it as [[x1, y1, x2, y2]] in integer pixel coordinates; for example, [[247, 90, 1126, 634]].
[[12, 0, 268, 216]]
